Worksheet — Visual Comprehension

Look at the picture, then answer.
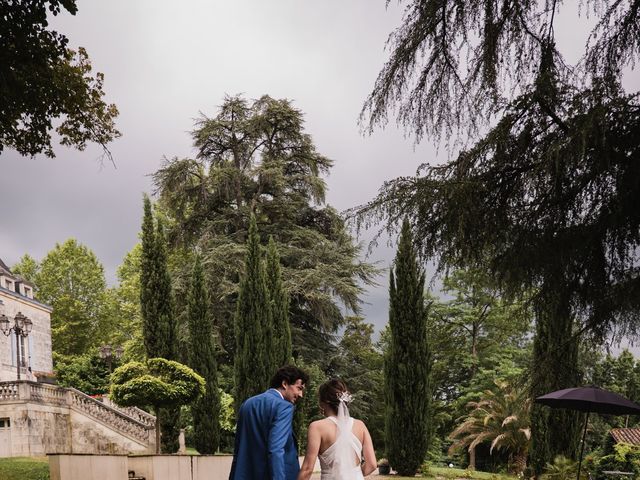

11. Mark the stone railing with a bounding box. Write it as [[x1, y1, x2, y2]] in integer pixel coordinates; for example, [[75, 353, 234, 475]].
[[29, 381, 67, 406], [0, 381, 18, 400], [67, 387, 153, 443], [101, 396, 156, 428], [0, 381, 155, 446]]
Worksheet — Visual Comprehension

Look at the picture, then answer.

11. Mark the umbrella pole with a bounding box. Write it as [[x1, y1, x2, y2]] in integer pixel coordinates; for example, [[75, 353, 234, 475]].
[[576, 411, 589, 480]]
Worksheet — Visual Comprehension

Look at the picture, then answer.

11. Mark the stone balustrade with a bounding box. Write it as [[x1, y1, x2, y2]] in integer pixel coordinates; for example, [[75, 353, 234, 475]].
[[29, 382, 67, 406], [0, 381, 155, 446], [101, 396, 156, 428], [67, 387, 153, 443], [0, 381, 18, 400]]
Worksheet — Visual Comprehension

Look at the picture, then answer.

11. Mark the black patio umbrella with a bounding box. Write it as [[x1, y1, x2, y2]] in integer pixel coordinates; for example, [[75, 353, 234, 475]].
[[535, 386, 640, 480]]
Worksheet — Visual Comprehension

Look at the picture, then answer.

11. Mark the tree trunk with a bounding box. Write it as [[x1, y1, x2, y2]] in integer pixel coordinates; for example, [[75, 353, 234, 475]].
[[469, 446, 476, 470], [511, 452, 527, 475], [529, 281, 580, 475]]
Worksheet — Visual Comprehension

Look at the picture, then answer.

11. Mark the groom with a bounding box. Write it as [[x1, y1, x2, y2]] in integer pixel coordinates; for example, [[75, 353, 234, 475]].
[[229, 365, 309, 480]]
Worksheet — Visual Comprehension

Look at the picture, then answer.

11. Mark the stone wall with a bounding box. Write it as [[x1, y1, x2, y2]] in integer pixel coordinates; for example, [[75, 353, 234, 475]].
[[50, 455, 321, 480], [49, 454, 128, 480], [0, 381, 154, 457], [0, 289, 53, 382], [3, 401, 71, 456]]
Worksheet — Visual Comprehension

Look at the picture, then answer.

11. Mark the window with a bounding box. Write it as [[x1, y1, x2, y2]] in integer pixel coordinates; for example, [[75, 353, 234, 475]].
[[10, 334, 27, 368], [0, 419, 9, 428], [4, 279, 13, 291], [24, 286, 32, 298]]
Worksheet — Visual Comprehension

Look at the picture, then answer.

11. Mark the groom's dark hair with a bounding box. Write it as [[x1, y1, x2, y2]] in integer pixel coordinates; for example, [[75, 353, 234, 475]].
[[270, 365, 309, 389]]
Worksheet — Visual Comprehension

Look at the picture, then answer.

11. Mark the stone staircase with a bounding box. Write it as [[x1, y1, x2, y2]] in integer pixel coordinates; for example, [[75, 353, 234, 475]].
[[0, 380, 156, 456]]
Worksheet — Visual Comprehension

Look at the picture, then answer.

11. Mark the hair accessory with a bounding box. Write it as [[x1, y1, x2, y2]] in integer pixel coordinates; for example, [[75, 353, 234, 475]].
[[338, 391, 353, 404]]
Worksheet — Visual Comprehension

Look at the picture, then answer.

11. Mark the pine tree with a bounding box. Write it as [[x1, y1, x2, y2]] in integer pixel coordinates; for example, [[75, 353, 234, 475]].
[[385, 219, 431, 476], [234, 215, 272, 412], [139, 196, 180, 452], [266, 236, 292, 370], [187, 254, 220, 454]]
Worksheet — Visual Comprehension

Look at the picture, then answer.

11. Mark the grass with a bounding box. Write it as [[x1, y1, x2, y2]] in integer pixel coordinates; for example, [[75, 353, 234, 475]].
[[0, 457, 49, 480], [377, 466, 516, 480]]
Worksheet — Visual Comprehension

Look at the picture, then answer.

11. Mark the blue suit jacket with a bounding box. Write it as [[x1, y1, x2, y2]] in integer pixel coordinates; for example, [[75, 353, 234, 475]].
[[229, 389, 299, 480]]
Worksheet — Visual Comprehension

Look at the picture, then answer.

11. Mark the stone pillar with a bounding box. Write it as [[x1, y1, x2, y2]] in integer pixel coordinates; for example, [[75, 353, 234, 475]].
[[17, 381, 30, 401], [178, 429, 186, 454]]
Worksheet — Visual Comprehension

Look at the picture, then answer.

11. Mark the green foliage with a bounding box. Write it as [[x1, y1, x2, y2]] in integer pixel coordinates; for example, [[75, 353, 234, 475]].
[[187, 254, 220, 454], [10, 254, 39, 283], [357, 4, 640, 472], [530, 288, 581, 474], [331, 316, 385, 451], [140, 197, 176, 361], [449, 380, 531, 475], [111, 358, 204, 453], [53, 351, 114, 395], [424, 268, 533, 467], [0, 1, 120, 159], [110, 358, 204, 410], [354, 4, 640, 474], [0, 457, 49, 480], [234, 215, 271, 411], [103, 244, 144, 359], [153, 94, 377, 367], [35, 239, 108, 356], [541, 455, 585, 480], [217, 389, 236, 452], [596, 443, 640, 479], [361, 0, 639, 148], [266, 236, 292, 370], [140, 197, 180, 451], [293, 359, 326, 455], [579, 349, 640, 452], [385, 219, 431, 475]]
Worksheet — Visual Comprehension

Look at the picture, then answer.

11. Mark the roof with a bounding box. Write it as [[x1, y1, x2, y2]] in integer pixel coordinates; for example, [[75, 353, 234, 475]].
[[0, 257, 11, 274], [611, 428, 640, 446]]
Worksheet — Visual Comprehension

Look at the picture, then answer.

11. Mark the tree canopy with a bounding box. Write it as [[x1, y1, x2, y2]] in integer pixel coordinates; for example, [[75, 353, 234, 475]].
[[110, 358, 204, 454], [32, 238, 108, 356], [354, 1, 640, 472], [0, 0, 120, 159], [153, 94, 377, 365]]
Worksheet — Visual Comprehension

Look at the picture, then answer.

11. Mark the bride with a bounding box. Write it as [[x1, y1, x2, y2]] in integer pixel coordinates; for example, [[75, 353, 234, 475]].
[[297, 379, 377, 480]]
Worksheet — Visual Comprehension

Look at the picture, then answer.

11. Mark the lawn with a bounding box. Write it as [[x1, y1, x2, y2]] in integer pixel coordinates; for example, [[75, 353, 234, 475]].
[[0, 457, 49, 480], [378, 466, 515, 480]]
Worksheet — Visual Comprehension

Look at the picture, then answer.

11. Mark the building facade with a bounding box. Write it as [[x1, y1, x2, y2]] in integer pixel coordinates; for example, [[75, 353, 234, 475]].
[[0, 257, 155, 457], [0, 258, 53, 383]]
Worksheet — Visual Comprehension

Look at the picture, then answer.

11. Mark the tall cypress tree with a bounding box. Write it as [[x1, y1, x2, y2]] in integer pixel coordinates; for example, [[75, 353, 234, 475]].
[[141, 195, 160, 357], [385, 219, 431, 476], [139, 196, 179, 452], [234, 215, 272, 412], [266, 236, 292, 370], [187, 254, 220, 454]]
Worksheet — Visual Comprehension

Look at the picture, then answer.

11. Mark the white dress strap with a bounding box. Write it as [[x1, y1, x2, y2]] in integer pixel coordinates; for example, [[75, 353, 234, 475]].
[[319, 417, 364, 479]]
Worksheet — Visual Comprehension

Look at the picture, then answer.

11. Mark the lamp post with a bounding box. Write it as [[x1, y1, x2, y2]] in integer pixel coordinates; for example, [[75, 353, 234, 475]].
[[0, 311, 33, 380], [99, 344, 124, 372]]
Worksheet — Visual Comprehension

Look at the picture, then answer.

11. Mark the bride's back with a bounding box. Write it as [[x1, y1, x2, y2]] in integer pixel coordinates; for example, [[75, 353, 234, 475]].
[[315, 417, 366, 457]]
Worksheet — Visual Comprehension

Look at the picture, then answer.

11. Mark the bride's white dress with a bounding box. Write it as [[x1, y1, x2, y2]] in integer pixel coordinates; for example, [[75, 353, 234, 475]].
[[318, 417, 364, 480]]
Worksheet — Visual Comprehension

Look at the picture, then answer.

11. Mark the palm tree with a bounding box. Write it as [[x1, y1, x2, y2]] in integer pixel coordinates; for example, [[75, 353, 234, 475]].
[[449, 380, 531, 474]]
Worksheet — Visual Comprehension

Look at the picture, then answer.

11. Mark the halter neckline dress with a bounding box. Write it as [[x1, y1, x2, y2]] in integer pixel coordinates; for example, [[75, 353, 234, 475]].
[[318, 416, 364, 480]]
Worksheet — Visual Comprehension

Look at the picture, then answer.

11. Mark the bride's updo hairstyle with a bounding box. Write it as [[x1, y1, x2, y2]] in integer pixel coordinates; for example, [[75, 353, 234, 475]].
[[319, 379, 350, 413]]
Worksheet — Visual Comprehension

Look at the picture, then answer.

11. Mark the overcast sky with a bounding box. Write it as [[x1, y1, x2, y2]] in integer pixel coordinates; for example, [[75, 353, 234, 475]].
[[1, 1, 638, 336], [1, 1, 440, 332]]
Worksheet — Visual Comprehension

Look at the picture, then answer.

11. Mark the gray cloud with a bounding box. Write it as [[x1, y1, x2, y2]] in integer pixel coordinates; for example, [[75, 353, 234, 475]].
[[0, 1, 439, 333]]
